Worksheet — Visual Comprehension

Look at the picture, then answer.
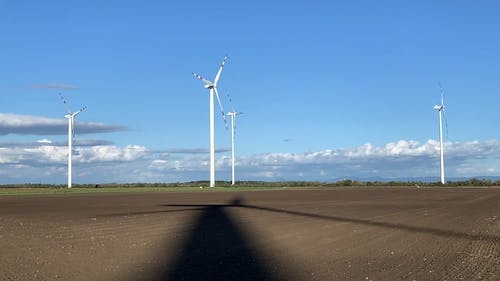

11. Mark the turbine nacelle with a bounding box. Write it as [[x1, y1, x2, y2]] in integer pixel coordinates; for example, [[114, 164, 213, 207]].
[[193, 72, 215, 89], [434, 104, 444, 111], [64, 108, 86, 119]]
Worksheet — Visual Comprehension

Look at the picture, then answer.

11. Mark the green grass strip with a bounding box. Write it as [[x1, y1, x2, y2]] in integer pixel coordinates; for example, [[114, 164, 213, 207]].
[[0, 186, 293, 196]]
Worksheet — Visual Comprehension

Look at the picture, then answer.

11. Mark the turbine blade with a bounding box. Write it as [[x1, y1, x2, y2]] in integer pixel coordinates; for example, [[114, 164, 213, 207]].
[[234, 116, 237, 138], [73, 106, 85, 147], [73, 106, 87, 117], [71, 118, 75, 142], [437, 81, 445, 106], [226, 92, 236, 112], [59, 93, 72, 114], [213, 55, 228, 86], [192, 72, 213, 86], [214, 87, 228, 129], [234, 112, 243, 136], [443, 109, 449, 142]]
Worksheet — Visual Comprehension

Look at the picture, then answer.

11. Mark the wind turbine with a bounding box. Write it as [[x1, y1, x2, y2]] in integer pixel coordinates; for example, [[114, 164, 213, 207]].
[[60, 94, 86, 188], [227, 111, 243, 186], [193, 56, 228, 187], [433, 88, 445, 185]]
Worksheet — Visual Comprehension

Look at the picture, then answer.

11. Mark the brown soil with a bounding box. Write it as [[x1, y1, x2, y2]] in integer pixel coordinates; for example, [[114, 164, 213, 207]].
[[1, 187, 499, 280]]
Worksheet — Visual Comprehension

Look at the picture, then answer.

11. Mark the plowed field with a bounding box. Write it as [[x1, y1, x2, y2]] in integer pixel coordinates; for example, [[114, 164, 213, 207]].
[[1, 187, 499, 280]]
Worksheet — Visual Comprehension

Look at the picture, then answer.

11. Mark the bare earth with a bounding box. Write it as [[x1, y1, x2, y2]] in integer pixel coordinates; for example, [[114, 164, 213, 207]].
[[1, 187, 499, 281]]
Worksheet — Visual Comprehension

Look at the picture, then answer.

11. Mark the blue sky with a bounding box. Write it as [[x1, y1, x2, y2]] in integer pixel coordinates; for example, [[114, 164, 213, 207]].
[[1, 1, 499, 184]]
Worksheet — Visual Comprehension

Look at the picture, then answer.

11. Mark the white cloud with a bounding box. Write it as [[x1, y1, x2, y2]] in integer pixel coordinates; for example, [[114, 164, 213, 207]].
[[37, 139, 52, 144], [239, 140, 499, 166], [0, 139, 113, 149], [78, 145, 148, 162], [24, 145, 67, 163], [231, 140, 500, 180], [0, 139, 498, 184], [0, 113, 126, 135], [165, 147, 231, 154], [0, 144, 148, 166], [150, 159, 168, 167]]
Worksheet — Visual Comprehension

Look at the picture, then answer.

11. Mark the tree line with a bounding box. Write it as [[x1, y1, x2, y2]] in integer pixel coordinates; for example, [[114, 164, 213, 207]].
[[1, 178, 499, 188]]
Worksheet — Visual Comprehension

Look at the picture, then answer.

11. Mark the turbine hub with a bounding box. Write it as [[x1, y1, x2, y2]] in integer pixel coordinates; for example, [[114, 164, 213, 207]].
[[433, 105, 443, 111]]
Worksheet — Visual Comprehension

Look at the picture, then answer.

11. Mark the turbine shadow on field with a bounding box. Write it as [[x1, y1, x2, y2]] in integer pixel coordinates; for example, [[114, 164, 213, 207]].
[[96, 207, 205, 218], [152, 199, 278, 281], [164, 200, 500, 244], [240, 204, 500, 243], [107, 197, 498, 280]]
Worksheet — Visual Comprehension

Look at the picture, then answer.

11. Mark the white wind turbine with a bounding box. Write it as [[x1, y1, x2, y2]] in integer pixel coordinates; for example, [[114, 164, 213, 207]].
[[227, 110, 243, 186], [433, 88, 446, 185], [193, 56, 228, 187], [60, 94, 86, 188]]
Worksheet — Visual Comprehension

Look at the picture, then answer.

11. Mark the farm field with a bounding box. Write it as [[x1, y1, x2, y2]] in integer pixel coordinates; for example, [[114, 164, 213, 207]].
[[1, 187, 499, 280]]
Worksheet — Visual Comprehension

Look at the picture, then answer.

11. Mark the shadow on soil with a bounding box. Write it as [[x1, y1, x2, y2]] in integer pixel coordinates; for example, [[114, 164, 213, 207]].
[[240, 204, 500, 243], [107, 197, 499, 280], [152, 198, 278, 281], [161, 198, 500, 244]]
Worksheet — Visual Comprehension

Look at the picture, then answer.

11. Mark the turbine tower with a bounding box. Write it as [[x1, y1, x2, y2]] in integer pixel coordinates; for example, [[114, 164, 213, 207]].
[[193, 56, 228, 187], [227, 111, 243, 185], [60, 94, 86, 188], [433, 93, 445, 184]]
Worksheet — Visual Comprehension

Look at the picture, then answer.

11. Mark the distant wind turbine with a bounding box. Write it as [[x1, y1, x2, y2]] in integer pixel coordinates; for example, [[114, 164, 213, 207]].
[[433, 87, 446, 184], [60, 94, 86, 188], [227, 111, 243, 185], [193, 56, 228, 187]]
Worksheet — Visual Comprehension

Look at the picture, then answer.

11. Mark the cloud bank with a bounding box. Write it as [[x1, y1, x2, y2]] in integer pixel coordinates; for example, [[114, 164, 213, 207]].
[[0, 139, 498, 184], [165, 147, 231, 154], [233, 140, 500, 180], [0, 113, 127, 135]]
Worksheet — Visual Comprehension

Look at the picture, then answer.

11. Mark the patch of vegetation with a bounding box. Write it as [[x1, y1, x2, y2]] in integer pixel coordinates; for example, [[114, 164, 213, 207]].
[[0, 178, 498, 196]]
